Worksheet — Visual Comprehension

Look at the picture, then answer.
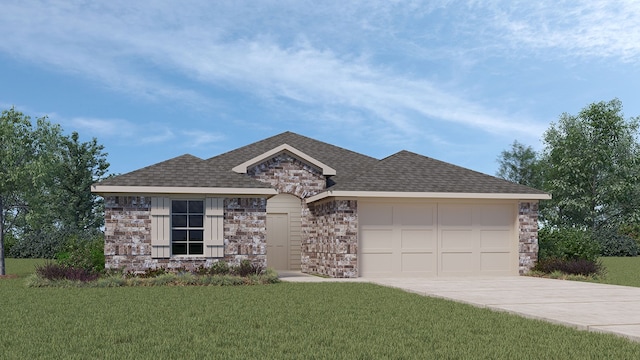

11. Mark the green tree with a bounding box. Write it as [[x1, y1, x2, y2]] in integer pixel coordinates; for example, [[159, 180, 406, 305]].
[[54, 132, 109, 233], [0, 108, 39, 275], [542, 99, 640, 230], [0, 108, 110, 273], [496, 140, 543, 188]]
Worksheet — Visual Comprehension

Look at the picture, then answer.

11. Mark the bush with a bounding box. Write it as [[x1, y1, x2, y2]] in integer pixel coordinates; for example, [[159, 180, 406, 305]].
[[9, 229, 66, 258], [195, 261, 230, 276], [594, 227, 639, 257], [533, 257, 603, 276], [538, 227, 600, 262], [35, 262, 99, 282], [56, 232, 105, 273], [231, 259, 264, 277]]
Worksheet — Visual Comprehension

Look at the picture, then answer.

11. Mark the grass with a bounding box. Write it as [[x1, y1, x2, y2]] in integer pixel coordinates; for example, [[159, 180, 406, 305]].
[[598, 256, 640, 287], [2, 259, 640, 359]]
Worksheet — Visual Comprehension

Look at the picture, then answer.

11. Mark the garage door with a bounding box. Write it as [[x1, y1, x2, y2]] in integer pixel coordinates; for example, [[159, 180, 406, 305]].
[[359, 201, 517, 277]]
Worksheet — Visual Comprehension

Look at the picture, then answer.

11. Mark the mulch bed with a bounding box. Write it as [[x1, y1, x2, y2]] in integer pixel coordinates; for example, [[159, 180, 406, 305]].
[[0, 274, 19, 279]]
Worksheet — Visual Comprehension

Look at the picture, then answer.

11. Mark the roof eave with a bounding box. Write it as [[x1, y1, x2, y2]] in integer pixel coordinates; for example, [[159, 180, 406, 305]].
[[306, 191, 552, 203], [91, 185, 278, 196]]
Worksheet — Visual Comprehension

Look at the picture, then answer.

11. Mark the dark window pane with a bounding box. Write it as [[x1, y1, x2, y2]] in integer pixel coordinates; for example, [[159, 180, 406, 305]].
[[189, 230, 203, 241], [189, 243, 203, 255], [189, 201, 204, 213], [189, 215, 203, 227], [172, 230, 187, 241], [172, 200, 187, 213], [172, 215, 187, 227], [172, 243, 187, 255]]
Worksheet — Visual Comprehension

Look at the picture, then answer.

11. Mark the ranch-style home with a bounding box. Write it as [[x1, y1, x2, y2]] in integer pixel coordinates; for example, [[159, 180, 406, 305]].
[[92, 131, 550, 278]]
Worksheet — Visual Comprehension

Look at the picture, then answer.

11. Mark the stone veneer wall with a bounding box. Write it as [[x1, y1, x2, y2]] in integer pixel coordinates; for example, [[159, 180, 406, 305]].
[[104, 196, 267, 272], [302, 200, 358, 278], [247, 153, 326, 198], [104, 196, 152, 271], [518, 201, 539, 274], [224, 198, 267, 267]]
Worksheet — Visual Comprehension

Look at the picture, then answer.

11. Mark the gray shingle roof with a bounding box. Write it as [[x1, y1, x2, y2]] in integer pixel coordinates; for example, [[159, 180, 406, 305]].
[[332, 150, 548, 194], [97, 154, 271, 188], [204, 131, 379, 186], [96, 132, 547, 196]]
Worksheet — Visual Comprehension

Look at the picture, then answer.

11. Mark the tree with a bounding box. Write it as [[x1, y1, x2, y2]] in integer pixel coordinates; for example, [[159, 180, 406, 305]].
[[0, 108, 110, 274], [497, 99, 640, 232], [496, 140, 542, 188], [0, 108, 38, 275], [542, 99, 640, 230], [54, 132, 109, 233]]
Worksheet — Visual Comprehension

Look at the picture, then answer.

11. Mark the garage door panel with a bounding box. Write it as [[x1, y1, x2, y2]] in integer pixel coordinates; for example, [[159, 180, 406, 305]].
[[361, 229, 392, 251], [401, 229, 435, 250], [480, 230, 511, 249], [480, 252, 511, 272], [481, 205, 514, 227], [440, 205, 472, 226], [441, 230, 473, 249], [401, 253, 436, 273], [441, 252, 475, 273], [360, 205, 393, 226], [361, 253, 393, 274], [395, 205, 435, 226]]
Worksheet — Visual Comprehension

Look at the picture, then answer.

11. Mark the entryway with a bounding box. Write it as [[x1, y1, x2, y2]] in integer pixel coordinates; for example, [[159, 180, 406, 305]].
[[266, 194, 302, 270]]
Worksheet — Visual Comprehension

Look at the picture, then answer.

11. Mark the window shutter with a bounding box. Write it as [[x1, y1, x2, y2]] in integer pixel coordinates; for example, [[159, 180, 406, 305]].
[[204, 197, 224, 258], [151, 197, 171, 258]]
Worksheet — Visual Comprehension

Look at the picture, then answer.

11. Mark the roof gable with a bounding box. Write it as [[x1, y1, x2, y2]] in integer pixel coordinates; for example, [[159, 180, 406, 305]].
[[231, 143, 337, 176]]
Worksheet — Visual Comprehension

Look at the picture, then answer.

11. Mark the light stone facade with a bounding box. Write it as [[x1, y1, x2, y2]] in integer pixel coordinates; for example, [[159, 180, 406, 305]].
[[518, 201, 539, 274], [104, 155, 541, 277]]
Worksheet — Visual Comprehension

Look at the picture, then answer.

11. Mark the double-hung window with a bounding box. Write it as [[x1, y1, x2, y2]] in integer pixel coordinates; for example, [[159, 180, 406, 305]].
[[171, 200, 204, 255]]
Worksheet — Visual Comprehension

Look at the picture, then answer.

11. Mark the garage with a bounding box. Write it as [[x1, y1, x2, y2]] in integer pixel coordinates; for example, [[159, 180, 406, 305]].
[[359, 200, 518, 277]]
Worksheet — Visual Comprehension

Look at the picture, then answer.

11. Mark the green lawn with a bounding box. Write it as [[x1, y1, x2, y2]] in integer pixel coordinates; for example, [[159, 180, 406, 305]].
[[2, 259, 640, 359], [598, 256, 640, 287]]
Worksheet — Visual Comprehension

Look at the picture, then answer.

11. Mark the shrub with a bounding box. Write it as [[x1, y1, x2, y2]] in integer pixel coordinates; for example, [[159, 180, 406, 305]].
[[533, 257, 603, 276], [56, 232, 105, 273], [35, 262, 99, 282], [231, 259, 264, 277], [594, 227, 639, 257], [194, 261, 230, 276], [9, 229, 66, 258], [619, 222, 640, 246], [538, 227, 600, 262]]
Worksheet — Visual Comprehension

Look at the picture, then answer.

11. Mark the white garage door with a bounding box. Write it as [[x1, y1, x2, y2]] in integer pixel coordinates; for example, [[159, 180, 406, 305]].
[[359, 201, 517, 277]]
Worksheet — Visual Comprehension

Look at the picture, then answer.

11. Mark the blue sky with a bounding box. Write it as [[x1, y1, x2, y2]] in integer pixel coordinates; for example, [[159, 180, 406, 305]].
[[1, 1, 639, 177]]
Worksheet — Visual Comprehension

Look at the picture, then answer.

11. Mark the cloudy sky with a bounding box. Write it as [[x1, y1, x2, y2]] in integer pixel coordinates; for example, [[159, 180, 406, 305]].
[[1, 1, 638, 176]]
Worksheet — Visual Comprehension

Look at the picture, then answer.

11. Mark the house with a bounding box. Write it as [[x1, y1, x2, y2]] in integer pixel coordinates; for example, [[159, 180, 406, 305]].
[[92, 131, 550, 278]]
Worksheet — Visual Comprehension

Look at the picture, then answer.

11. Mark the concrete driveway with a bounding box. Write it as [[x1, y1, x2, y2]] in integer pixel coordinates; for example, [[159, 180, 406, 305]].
[[279, 272, 640, 342]]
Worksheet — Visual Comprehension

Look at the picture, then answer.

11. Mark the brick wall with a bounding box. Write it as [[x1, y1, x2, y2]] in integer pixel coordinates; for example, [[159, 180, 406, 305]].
[[302, 200, 358, 278], [104, 196, 267, 272], [247, 153, 326, 198], [518, 201, 539, 274], [224, 198, 267, 268]]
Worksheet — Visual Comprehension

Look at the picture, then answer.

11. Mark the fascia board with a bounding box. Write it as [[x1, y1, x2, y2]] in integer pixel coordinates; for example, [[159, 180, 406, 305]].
[[231, 143, 337, 176], [306, 191, 552, 203], [92, 185, 278, 196]]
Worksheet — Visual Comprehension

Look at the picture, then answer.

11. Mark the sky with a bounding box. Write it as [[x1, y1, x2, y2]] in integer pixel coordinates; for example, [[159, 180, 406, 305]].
[[1, 1, 639, 177]]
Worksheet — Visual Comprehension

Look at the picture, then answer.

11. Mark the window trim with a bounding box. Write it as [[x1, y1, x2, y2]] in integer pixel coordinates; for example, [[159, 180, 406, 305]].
[[171, 199, 205, 256]]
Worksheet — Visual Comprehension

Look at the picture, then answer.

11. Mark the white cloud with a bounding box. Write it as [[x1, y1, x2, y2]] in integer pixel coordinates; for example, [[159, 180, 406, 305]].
[[69, 118, 137, 137], [2, 0, 627, 147], [181, 131, 225, 148]]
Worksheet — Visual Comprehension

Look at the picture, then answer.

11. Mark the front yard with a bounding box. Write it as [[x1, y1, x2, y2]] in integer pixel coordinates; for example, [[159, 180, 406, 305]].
[[2, 258, 640, 359]]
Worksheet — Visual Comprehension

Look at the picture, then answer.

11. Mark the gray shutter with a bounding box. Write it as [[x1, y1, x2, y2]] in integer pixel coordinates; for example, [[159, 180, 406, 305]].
[[204, 197, 224, 258], [151, 197, 171, 258]]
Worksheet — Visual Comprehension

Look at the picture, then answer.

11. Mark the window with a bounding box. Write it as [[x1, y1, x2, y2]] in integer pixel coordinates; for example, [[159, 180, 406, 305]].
[[171, 200, 204, 255]]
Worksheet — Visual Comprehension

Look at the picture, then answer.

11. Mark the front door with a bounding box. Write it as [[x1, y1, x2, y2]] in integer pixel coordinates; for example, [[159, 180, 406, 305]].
[[266, 213, 289, 270]]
